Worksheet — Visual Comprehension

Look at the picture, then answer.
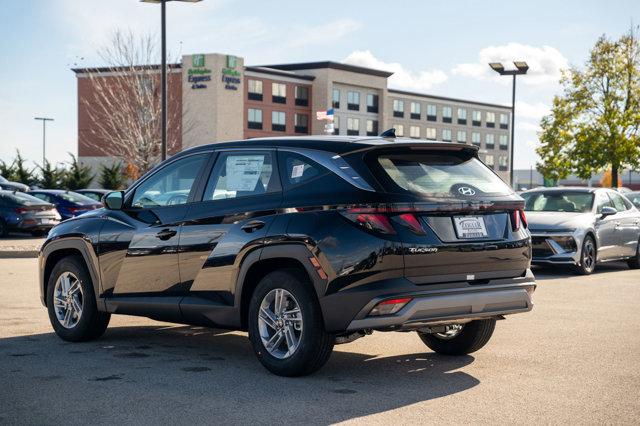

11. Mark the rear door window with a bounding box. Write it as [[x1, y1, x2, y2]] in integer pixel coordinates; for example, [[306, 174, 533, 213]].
[[608, 192, 629, 212], [203, 151, 278, 200], [279, 152, 327, 189], [373, 151, 511, 196]]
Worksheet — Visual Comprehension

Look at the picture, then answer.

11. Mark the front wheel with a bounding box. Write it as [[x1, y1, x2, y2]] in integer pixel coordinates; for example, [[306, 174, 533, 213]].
[[417, 319, 496, 355], [248, 269, 334, 376], [574, 235, 596, 275]]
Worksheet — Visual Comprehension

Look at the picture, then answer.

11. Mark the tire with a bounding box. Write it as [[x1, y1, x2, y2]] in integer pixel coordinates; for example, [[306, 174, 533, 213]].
[[627, 238, 640, 269], [574, 235, 597, 275], [0, 219, 7, 237], [46, 255, 110, 342], [417, 319, 496, 355], [248, 268, 334, 376]]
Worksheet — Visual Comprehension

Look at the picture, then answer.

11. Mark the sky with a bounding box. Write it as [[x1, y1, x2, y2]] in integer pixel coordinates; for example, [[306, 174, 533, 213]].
[[0, 0, 638, 171]]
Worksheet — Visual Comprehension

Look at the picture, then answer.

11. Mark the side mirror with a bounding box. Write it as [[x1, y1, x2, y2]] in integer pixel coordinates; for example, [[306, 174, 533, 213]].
[[104, 191, 125, 210], [600, 206, 617, 218]]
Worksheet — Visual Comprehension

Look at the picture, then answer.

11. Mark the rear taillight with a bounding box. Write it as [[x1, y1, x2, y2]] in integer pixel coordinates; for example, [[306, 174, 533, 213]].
[[395, 213, 426, 235], [14, 207, 27, 214], [340, 210, 397, 235], [511, 209, 527, 231], [369, 297, 412, 316]]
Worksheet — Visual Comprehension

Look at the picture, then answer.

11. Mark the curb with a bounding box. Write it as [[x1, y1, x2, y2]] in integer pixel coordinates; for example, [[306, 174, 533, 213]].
[[0, 250, 39, 259]]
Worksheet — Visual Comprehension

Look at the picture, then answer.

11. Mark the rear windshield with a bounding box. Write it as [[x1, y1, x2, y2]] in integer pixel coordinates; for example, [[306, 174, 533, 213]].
[[374, 152, 511, 197], [1, 192, 48, 206], [521, 191, 594, 213], [58, 192, 97, 204]]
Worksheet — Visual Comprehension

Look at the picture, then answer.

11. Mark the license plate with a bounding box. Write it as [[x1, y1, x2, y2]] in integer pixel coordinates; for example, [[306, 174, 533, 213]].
[[454, 216, 488, 239]]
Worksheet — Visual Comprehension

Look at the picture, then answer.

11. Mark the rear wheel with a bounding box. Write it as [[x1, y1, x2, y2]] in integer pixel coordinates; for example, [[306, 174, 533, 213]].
[[627, 237, 640, 269], [248, 269, 334, 376], [574, 235, 596, 275], [417, 319, 496, 355], [46, 255, 110, 342]]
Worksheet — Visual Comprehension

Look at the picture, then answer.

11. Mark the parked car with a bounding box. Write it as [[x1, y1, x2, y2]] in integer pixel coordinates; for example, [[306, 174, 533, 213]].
[[28, 190, 102, 220], [0, 175, 29, 192], [0, 190, 60, 236], [625, 191, 640, 209], [75, 189, 111, 203], [521, 187, 640, 274], [39, 136, 536, 376]]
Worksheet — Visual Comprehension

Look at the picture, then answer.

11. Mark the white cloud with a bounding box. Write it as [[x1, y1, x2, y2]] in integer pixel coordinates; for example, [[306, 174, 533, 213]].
[[287, 19, 362, 48], [516, 101, 551, 121], [343, 50, 447, 92], [517, 121, 542, 133], [452, 43, 568, 86]]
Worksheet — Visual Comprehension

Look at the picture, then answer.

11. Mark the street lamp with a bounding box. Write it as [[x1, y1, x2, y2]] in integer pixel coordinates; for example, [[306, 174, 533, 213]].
[[34, 117, 54, 167], [141, 0, 202, 162], [489, 61, 528, 187]]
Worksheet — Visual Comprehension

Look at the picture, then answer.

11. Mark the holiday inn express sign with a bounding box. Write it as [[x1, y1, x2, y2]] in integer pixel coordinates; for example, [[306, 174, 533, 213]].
[[188, 54, 211, 90], [222, 55, 241, 91]]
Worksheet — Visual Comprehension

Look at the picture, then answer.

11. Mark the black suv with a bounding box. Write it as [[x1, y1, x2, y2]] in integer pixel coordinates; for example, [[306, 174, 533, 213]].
[[39, 136, 536, 376]]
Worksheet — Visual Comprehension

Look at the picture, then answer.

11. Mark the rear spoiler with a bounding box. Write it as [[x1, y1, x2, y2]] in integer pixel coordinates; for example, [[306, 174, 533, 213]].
[[343, 141, 479, 157]]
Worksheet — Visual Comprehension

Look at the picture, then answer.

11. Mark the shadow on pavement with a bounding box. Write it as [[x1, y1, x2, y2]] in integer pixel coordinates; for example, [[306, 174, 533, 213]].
[[532, 261, 631, 281], [0, 324, 479, 423]]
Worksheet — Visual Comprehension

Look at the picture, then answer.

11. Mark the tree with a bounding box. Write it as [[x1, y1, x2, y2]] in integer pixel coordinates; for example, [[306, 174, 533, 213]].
[[0, 159, 16, 181], [10, 150, 37, 186], [537, 26, 640, 187], [37, 160, 66, 189], [82, 30, 189, 175], [98, 162, 127, 189], [64, 154, 95, 190]]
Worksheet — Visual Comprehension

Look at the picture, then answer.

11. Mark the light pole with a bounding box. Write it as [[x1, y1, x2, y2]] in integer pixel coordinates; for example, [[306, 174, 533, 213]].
[[141, 0, 201, 162], [489, 61, 528, 187], [34, 117, 54, 166]]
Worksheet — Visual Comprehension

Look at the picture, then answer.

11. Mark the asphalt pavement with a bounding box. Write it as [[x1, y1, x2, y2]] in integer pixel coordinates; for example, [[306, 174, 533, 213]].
[[1, 259, 639, 425]]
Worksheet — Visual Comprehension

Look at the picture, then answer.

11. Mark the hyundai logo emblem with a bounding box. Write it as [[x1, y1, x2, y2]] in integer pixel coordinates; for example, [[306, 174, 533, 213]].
[[458, 187, 476, 196]]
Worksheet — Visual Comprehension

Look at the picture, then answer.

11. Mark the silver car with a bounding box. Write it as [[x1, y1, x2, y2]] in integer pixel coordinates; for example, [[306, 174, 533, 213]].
[[521, 187, 640, 274]]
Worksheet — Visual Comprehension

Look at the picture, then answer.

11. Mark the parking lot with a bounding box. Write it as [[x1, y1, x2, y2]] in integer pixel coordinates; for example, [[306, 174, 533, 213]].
[[1, 258, 639, 425]]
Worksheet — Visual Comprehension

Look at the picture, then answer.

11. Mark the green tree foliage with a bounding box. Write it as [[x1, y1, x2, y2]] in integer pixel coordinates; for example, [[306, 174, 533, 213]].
[[98, 162, 127, 189], [37, 160, 67, 189], [0, 159, 17, 181], [537, 26, 640, 187], [63, 154, 95, 190], [1, 150, 38, 186]]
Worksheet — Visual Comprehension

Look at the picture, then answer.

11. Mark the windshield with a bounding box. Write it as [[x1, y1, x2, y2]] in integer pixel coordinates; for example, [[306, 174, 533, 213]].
[[374, 152, 512, 197], [521, 191, 594, 213]]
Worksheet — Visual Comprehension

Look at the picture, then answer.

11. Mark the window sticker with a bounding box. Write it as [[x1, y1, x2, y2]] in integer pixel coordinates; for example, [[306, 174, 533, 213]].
[[291, 164, 305, 179], [225, 155, 265, 191]]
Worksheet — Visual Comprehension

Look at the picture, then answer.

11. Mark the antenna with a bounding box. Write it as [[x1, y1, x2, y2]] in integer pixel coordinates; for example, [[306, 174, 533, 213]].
[[380, 128, 396, 138]]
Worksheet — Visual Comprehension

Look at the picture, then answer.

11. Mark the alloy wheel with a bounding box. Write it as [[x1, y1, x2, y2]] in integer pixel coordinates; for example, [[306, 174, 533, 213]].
[[53, 271, 84, 329], [257, 288, 303, 359], [582, 239, 596, 271]]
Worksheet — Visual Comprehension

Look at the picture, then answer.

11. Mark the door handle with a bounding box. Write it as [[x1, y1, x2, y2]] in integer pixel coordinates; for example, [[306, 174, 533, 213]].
[[156, 228, 177, 240], [241, 220, 265, 233]]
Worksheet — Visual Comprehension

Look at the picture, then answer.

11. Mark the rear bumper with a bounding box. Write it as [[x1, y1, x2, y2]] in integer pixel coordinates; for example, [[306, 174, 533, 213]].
[[334, 270, 536, 332]]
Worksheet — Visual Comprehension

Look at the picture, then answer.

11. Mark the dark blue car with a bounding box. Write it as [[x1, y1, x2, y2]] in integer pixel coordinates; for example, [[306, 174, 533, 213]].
[[28, 190, 102, 220]]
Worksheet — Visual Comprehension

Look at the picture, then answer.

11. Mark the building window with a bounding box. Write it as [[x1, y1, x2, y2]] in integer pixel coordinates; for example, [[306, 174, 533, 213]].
[[409, 126, 420, 139], [472, 132, 481, 146], [393, 124, 404, 137], [457, 108, 467, 125], [486, 134, 495, 149], [499, 155, 508, 171], [472, 110, 482, 126], [366, 94, 379, 113], [426, 104, 437, 121], [410, 102, 421, 119], [347, 117, 360, 135], [442, 106, 452, 123], [486, 112, 495, 128], [457, 130, 467, 143], [332, 88, 340, 109], [271, 111, 286, 132], [272, 83, 286, 104], [248, 79, 263, 101], [393, 100, 404, 117], [485, 154, 495, 169], [333, 116, 340, 135], [347, 91, 360, 111], [499, 134, 508, 150], [442, 129, 452, 142], [500, 113, 509, 129], [366, 119, 378, 136], [295, 113, 309, 133], [247, 108, 263, 130], [295, 86, 309, 107], [426, 127, 436, 140]]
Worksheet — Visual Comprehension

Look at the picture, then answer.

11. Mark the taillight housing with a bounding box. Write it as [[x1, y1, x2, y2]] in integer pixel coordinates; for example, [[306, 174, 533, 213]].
[[14, 207, 27, 214], [511, 209, 527, 231], [340, 210, 397, 235], [369, 297, 412, 316]]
